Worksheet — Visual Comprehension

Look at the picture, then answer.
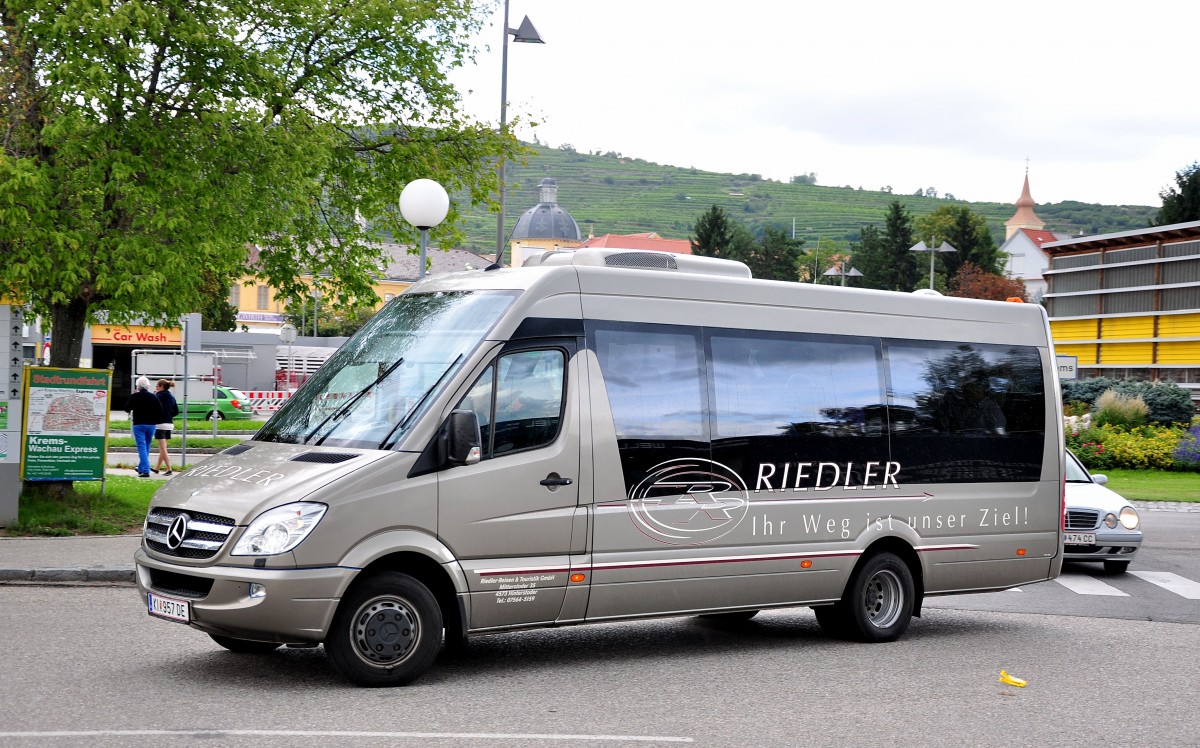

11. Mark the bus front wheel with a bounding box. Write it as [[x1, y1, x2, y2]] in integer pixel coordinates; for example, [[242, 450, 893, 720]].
[[326, 572, 443, 687]]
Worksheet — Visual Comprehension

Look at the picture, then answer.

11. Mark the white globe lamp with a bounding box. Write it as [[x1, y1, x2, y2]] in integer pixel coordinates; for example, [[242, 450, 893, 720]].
[[400, 179, 450, 279]]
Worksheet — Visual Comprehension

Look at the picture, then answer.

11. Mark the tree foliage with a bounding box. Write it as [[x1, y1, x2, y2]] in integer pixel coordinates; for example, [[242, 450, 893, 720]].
[[852, 201, 920, 291], [690, 204, 736, 258], [915, 205, 1002, 276], [742, 225, 803, 281], [0, 0, 520, 367], [1155, 162, 1200, 225], [949, 262, 1028, 302], [1062, 377, 1194, 426]]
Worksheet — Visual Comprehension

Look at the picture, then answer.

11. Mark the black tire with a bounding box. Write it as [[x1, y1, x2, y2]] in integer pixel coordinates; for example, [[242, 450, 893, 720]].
[[206, 410, 224, 421], [698, 610, 759, 622], [209, 634, 282, 654], [840, 552, 915, 643], [1104, 560, 1130, 574], [326, 572, 443, 687]]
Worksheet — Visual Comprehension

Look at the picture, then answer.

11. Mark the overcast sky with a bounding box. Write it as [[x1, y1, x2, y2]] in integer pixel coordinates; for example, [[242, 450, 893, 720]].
[[448, 0, 1199, 208]]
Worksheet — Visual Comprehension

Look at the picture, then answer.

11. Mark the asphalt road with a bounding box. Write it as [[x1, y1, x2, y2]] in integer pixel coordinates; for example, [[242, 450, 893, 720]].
[[1, 511, 1196, 747], [925, 510, 1200, 623], [0, 585, 1195, 747], [2, 506, 1200, 744]]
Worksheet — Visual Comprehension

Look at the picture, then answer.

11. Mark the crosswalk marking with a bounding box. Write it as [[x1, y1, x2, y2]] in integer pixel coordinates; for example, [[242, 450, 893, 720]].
[[1054, 573, 1129, 597], [1128, 571, 1200, 600]]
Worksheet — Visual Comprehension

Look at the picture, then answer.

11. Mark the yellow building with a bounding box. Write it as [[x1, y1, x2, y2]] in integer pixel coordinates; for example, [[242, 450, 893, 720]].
[[229, 243, 492, 332], [1043, 220, 1200, 400]]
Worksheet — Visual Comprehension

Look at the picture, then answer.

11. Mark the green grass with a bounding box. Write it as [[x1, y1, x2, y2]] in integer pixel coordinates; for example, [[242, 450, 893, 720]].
[[107, 436, 243, 449], [1102, 470, 1200, 502], [7, 477, 161, 536], [109, 418, 259, 432]]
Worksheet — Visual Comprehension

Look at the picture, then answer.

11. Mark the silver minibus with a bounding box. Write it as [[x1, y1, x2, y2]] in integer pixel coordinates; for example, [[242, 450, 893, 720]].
[[136, 249, 1065, 686]]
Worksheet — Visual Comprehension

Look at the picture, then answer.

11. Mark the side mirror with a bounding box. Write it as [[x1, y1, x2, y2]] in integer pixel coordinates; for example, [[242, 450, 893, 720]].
[[1091, 473, 1108, 486], [442, 409, 482, 467]]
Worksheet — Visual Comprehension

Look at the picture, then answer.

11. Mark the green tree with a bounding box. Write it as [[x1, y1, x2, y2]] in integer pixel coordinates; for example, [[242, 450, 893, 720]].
[[0, 0, 519, 368], [1155, 162, 1200, 225], [743, 226, 803, 281], [915, 205, 1002, 276], [690, 205, 736, 258], [853, 201, 920, 291]]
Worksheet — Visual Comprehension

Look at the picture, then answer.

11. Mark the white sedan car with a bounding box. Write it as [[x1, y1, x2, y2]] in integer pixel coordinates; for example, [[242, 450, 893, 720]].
[[1064, 449, 1142, 573]]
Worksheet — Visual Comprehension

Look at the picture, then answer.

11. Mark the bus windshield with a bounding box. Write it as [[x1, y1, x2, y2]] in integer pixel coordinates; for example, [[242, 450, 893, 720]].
[[256, 290, 517, 449]]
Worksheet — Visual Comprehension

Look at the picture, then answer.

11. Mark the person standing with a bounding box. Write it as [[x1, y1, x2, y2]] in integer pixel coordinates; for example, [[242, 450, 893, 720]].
[[126, 376, 165, 478], [153, 379, 179, 475]]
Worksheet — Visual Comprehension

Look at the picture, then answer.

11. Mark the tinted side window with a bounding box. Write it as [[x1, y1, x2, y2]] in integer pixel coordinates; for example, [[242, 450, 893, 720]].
[[455, 349, 565, 459], [886, 341, 1045, 482], [592, 326, 705, 438], [710, 333, 884, 438], [709, 331, 888, 491]]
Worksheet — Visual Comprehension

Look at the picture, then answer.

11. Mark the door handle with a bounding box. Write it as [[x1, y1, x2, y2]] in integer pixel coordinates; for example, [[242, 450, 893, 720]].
[[540, 475, 574, 487]]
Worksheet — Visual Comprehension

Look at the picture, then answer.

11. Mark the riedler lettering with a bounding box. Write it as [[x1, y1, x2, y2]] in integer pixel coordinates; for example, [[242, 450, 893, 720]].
[[754, 460, 901, 492]]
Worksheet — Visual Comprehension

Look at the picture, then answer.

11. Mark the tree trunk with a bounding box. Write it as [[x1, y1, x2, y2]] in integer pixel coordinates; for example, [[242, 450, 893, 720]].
[[31, 298, 91, 499], [48, 298, 89, 368]]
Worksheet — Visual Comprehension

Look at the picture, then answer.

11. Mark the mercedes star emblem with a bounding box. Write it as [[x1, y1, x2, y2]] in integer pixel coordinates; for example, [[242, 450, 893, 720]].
[[166, 513, 191, 550]]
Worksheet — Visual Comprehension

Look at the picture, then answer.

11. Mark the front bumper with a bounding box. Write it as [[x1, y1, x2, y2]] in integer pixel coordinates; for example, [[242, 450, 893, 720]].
[[135, 548, 352, 642], [1063, 529, 1142, 563]]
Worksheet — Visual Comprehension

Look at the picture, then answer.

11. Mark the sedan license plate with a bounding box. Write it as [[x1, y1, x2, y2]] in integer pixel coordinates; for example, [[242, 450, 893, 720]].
[[148, 592, 190, 623], [1064, 532, 1096, 545]]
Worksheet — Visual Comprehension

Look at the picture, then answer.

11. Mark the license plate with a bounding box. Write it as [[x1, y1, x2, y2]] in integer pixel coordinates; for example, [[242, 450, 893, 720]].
[[1064, 532, 1096, 545], [148, 592, 190, 623]]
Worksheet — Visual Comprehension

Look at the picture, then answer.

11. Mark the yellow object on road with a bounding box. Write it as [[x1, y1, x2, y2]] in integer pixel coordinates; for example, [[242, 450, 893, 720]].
[[999, 670, 1027, 688]]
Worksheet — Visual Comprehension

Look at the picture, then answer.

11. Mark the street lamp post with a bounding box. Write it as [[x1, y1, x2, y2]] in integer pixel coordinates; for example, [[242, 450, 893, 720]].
[[494, 1, 544, 265], [400, 178, 450, 280], [310, 287, 322, 337], [823, 264, 863, 287], [908, 239, 957, 290]]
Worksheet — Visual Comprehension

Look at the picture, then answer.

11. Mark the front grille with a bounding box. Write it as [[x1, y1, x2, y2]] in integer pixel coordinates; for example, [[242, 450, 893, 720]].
[[148, 568, 214, 598], [144, 507, 236, 560], [1065, 509, 1100, 530]]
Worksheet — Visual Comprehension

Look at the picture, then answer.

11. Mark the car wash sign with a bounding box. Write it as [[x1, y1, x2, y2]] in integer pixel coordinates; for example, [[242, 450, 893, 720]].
[[21, 368, 112, 481]]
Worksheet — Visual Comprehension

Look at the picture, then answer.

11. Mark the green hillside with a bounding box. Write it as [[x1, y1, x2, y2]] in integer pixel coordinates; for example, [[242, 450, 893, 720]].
[[452, 144, 1157, 255]]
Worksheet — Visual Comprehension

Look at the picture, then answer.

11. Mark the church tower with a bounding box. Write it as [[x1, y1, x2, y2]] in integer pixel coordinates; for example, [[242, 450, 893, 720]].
[[1004, 171, 1046, 240]]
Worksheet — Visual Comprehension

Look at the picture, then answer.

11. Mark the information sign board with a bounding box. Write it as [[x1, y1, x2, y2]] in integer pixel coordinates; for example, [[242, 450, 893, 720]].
[[20, 367, 112, 481]]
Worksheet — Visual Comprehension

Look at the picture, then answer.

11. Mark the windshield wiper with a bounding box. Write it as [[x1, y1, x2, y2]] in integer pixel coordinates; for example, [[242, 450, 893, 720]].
[[306, 357, 405, 445], [379, 353, 464, 450]]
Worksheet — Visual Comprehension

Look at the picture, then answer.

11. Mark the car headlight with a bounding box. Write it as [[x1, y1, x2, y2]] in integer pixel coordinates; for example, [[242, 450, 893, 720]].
[[1119, 506, 1139, 530], [232, 503, 327, 556], [1104, 513, 1118, 529]]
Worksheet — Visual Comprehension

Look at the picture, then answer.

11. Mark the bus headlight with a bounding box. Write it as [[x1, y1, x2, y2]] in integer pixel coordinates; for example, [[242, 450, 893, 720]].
[[232, 503, 327, 556]]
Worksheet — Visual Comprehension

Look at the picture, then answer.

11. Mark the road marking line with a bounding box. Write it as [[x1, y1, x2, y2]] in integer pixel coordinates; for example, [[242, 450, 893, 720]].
[[1129, 571, 1200, 600], [1005, 587, 1023, 592], [0, 731, 693, 743], [1054, 573, 1129, 596]]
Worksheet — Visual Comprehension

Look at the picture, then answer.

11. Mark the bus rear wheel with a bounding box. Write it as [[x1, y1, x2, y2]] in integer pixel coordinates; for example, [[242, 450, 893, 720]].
[[820, 552, 915, 643]]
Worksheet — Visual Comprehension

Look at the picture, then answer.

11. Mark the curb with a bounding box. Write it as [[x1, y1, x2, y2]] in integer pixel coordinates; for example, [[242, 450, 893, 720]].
[[0, 567, 135, 585]]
